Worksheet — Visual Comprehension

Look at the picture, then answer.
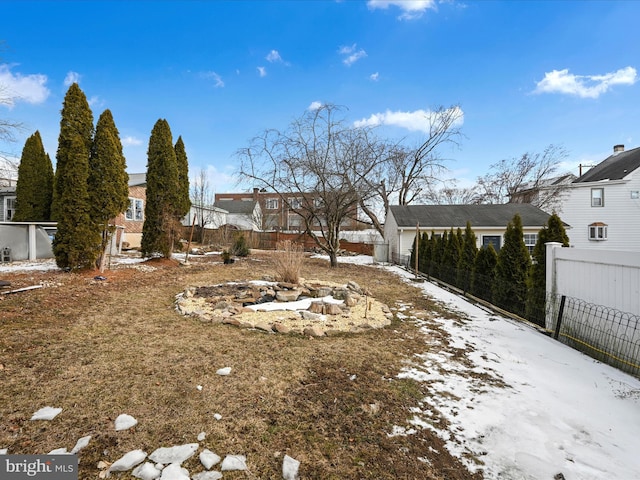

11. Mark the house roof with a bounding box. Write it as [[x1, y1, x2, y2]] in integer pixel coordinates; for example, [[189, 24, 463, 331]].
[[574, 146, 640, 183], [213, 199, 259, 215], [127, 173, 146, 187], [389, 204, 552, 229]]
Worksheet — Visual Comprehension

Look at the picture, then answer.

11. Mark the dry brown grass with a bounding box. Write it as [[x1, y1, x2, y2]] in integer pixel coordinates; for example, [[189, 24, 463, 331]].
[[0, 251, 481, 479], [272, 240, 305, 284]]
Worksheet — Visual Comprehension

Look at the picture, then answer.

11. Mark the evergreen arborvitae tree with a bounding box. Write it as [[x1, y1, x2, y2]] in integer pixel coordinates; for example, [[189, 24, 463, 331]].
[[13, 131, 54, 221], [89, 109, 129, 269], [51, 83, 101, 270], [492, 214, 532, 316], [409, 233, 419, 270], [432, 230, 447, 279], [457, 221, 478, 293], [441, 227, 461, 285], [471, 244, 497, 301], [418, 231, 430, 273], [142, 119, 180, 258], [525, 213, 570, 326], [174, 136, 191, 219]]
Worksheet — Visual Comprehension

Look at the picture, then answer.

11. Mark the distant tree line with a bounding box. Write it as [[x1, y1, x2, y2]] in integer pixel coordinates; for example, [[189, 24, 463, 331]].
[[409, 213, 569, 325], [12, 83, 190, 271]]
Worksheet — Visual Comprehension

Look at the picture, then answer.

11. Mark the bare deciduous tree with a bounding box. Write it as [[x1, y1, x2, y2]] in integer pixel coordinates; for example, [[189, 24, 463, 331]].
[[190, 168, 225, 243], [238, 104, 382, 267], [0, 85, 23, 184], [476, 144, 572, 212], [358, 105, 464, 235]]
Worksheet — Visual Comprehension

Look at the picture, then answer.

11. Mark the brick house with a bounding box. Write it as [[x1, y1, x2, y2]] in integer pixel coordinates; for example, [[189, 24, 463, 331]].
[[112, 173, 146, 249]]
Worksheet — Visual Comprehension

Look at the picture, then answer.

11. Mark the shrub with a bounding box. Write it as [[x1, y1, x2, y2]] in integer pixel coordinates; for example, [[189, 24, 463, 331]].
[[273, 240, 305, 284], [231, 233, 250, 257]]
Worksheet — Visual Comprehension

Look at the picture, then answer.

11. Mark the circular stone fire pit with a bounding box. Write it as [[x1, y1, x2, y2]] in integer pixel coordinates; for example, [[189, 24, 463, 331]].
[[175, 278, 393, 336]]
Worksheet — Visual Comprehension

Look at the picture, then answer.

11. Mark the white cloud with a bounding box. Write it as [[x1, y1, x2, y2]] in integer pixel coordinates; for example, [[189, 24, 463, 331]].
[[201, 71, 224, 88], [338, 44, 367, 66], [534, 66, 637, 99], [370, 72, 380, 81], [367, 0, 437, 20], [354, 106, 464, 133], [87, 95, 104, 108], [121, 136, 143, 147], [0, 64, 49, 108], [266, 50, 283, 63], [257, 66, 267, 77], [64, 71, 81, 86], [308, 101, 323, 110]]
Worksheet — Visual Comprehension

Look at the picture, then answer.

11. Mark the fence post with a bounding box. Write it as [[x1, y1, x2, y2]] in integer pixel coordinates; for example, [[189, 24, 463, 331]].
[[553, 295, 566, 340]]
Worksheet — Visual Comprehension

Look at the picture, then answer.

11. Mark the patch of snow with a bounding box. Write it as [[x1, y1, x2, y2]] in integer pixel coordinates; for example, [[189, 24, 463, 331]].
[[70, 435, 91, 454], [48, 448, 68, 454], [197, 432, 206, 442], [115, 413, 138, 431], [132, 462, 161, 480], [159, 462, 189, 480], [282, 454, 300, 480], [30, 406, 62, 421], [389, 265, 640, 480], [213, 413, 222, 421], [149, 444, 198, 464], [245, 295, 343, 312], [109, 449, 147, 472], [199, 449, 221, 469], [220, 455, 247, 471], [215, 367, 231, 376]]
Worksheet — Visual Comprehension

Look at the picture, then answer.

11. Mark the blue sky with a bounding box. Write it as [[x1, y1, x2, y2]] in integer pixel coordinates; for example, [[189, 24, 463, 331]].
[[1, 0, 639, 192]]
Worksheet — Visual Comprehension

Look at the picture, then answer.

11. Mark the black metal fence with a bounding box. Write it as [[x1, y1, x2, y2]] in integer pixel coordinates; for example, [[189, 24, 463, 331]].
[[548, 294, 640, 378], [390, 254, 640, 378]]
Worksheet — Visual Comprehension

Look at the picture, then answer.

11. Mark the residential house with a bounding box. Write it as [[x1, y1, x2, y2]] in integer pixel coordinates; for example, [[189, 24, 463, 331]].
[[555, 145, 640, 251], [214, 188, 360, 232], [181, 203, 227, 230], [384, 203, 554, 260], [112, 173, 147, 249], [213, 199, 262, 231], [0, 185, 16, 222], [509, 173, 576, 212]]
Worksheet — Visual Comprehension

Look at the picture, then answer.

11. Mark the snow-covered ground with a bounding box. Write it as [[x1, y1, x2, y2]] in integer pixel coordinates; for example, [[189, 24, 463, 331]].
[[3, 254, 640, 479]]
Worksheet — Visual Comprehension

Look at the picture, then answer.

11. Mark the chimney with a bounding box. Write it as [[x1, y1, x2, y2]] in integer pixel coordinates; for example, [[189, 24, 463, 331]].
[[614, 144, 625, 153], [252, 187, 259, 201]]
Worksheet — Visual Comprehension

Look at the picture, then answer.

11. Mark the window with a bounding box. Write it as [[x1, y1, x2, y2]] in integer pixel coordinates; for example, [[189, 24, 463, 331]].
[[588, 223, 607, 241], [482, 235, 501, 251], [314, 197, 324, 208], [591, 188, 604, 207], [125, 198, 144, 221], [4, 196, 16, 221], [288, 197, 302, 209], [288, 213, 303, 229], [265, 198, 279, 210], [523, 233, 538, 254], [631, 191, 639, 199]]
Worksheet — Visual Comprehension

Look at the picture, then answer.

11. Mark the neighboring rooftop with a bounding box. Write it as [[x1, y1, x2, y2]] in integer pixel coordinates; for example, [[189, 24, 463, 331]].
[[575, 145, 640, 183], [127, 173, 146, 187], [213, 199, 259, 215], [389, 204, 552, 228]]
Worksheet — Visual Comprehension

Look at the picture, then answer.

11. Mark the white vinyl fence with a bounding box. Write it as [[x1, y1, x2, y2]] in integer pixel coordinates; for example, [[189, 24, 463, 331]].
[[545, 243, 640, 376]]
